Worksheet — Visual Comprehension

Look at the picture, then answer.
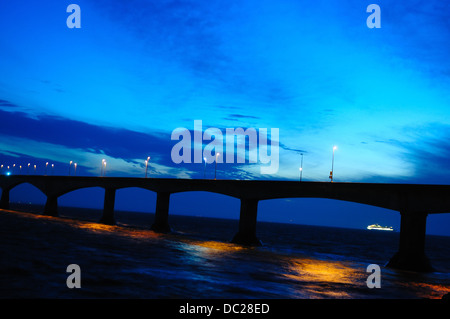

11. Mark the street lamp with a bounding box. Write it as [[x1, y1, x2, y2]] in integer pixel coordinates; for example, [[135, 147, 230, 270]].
[[101, 159, 105, 177], [27, 163, 30, 175], [34, 164, 37, 174], [203, 157, 207, 179], [330, 146, 337, 182], [74, 163, 77, 176], [51, 164, 54, 175], [45, 162, 49, 176], [300, 153, 303, 182], [69, 161, 73, 176], [214, 153, 220, 180], [145, 156, 150, 178]]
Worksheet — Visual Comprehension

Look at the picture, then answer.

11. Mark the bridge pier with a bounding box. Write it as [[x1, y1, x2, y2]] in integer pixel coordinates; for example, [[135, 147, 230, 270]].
[[387, 211, 433, 272], [44, 195, 58, 217], [0, 188, 10, 210], [232, 198, 262, 246], [151, 192, 171, 233], [100, 188, 116, 225]]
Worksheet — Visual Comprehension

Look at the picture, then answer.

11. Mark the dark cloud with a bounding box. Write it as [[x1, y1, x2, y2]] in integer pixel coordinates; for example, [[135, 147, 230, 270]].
[[0, 108, 173, 163], [228, 114, 260, 120], [396, 123, 450, 184], [222, 114, 261, 122], [94, 0, 232, 77], [279, 143, 307, 154], [0, 99, 19, 108]]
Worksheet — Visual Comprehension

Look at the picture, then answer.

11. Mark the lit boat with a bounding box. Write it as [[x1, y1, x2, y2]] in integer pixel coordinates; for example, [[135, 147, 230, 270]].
[[367, 224, 394, 231]]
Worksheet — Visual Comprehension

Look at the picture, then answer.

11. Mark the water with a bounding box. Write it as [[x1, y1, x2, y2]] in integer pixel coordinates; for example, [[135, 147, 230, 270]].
[[0, 204, 449, 299]]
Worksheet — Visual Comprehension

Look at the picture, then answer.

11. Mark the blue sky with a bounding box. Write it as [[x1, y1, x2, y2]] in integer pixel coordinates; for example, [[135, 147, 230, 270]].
[[1, 1, 450, 236]]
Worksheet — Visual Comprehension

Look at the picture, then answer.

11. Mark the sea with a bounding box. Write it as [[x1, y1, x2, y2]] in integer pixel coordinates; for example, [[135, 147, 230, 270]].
[[1, 203, 449, 305]]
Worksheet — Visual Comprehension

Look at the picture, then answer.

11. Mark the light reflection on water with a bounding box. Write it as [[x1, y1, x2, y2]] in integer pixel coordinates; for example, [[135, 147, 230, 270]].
[[2, 209, 449, 299]]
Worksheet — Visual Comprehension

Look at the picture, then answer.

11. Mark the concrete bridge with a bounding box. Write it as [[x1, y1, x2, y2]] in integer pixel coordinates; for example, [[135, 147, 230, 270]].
[[1, 175, 449, 272]]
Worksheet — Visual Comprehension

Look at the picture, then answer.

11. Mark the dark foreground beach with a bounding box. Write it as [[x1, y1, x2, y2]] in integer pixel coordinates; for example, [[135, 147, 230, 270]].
[[0, 205, 449, 301]]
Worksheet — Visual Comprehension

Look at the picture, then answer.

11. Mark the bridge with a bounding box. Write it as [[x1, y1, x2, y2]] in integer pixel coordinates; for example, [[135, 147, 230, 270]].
[[1, 175, 449, 272]]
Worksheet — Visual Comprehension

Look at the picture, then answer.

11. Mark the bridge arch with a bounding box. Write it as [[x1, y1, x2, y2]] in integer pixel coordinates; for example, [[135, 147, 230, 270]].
[[257, 197, 399, 231], [5, 180, 48, 196], [170, 191, 240, 219], [113, 187, 157, 226], [114, 187, 157, 211], [8, 182, 47, 212], [169, 191, 240, 240], [57, 187, 106, 221]]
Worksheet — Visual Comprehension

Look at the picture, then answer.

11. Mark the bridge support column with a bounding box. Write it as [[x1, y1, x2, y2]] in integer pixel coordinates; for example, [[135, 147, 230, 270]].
[[0, 189, 10, 210], [232, 198, 262, 246], [151, 192, 171, 233], [44, 195, 58, 217], [387, 211, 433, 272], [100, 188, 116, 225]]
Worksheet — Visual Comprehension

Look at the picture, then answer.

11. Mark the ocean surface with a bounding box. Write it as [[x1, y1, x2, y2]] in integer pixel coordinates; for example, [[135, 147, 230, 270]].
[[0, 204, 449, 299]]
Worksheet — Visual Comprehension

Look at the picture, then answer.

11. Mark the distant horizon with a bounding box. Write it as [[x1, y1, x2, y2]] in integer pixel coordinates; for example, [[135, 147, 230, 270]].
[[5, 193, 450, 238]]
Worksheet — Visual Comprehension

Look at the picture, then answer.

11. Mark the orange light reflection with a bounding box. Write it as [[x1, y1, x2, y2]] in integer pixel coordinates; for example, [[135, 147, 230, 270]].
[[283, 258, 365, 298]]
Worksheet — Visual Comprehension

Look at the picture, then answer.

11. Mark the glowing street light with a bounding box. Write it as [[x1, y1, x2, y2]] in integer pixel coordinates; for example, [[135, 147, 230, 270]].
[[203, 157, 207, 179], [34, 164, 37, 174], [45, 162, 49, 176], [101, 159, 106, 177], [74, 163, 77, 176], [52, 164, 54, 175], [300, 153, 303, 182], [330, 146, 337, 182], [0, 165, 3, 175], [69, 161, 73, 176], [27, 163, 31, 175], [145, 156, 150, 178], [214, 153, 220, 180]]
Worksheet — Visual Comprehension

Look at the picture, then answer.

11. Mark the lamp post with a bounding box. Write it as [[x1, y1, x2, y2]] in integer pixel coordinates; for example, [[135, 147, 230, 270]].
[[101, 159, 105, 177], [330, 146, 337, 182], [0, 165, 3, 175], [74, 163, 77, 176], [51, 164, 54, 175], [145, 156, 150, 178], [45, 162, 49, 176], [27, 163, 30, 175], [69, 161, 73, 176], [203, 157, 207, 179], [34, 164, 36, 175], [300, 153, 303, 182], [214, 153, 220, 180]]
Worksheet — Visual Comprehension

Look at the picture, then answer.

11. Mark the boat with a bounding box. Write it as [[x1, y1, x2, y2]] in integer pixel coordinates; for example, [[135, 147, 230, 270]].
[[367, 224, 394, 231]]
